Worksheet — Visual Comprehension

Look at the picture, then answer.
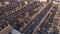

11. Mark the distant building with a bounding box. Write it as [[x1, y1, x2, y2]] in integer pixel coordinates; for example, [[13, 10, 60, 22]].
[[55, 0, 60, 2], [0, 24, 12, 34], [40, 0, 47, 2], [53, 0, 60, 4], [33, 0, 53, 2]]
